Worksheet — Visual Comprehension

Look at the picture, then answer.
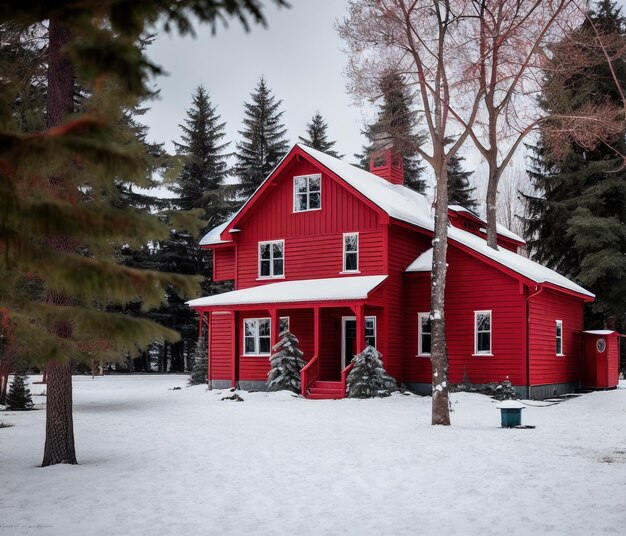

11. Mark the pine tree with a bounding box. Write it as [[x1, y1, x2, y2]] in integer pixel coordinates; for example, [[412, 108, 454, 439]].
[[298, 111, 342, 157], [188, 335, 208, 386], [234, 77, 289, 201], [266, 331, 305, 393], [447, 151, 478, 211], [6, 368, 34, 410], [0, 0, 286, 466], [346, 346, 398, 398], [523, 0, 626, 329], [355, 71, 427, 193]]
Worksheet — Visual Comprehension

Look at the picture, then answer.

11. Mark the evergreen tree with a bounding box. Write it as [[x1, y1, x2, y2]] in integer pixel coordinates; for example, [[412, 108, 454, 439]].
[[188, 335, 208, 386], [346, 346, 398, 398], [355, 71, 427, 193], [298, 111, 342, 157], [267, 331, 305, 393], [6, 368, 34, 410], [447, 151, 478, 211], [523, 0, 626, 330], [234, 77, 289, 201]]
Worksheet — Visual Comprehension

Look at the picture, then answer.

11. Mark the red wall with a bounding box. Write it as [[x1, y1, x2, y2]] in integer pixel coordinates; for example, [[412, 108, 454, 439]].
[[403, 244, 527, 386], [209, 312, 233, 382], [528, 289, 583, 386], [231, 159, 383, 289], [213, 247, 235, 282]]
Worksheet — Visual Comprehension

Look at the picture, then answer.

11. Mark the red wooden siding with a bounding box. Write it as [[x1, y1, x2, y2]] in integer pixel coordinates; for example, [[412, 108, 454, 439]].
[[209, 312, 233, 381], [608, 337, 619, 387], [213, 247, 236, 282], [386, 224, 431, 379], [528, 289, 583, 386], [404, 244, 526, 386]]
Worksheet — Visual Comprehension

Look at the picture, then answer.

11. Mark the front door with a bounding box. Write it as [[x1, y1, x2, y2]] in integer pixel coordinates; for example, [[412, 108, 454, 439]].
[[342, 318, 357, 368]]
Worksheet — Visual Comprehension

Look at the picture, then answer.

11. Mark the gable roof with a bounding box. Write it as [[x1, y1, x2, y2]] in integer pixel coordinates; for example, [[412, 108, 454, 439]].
[[448, 205, 525, 244]]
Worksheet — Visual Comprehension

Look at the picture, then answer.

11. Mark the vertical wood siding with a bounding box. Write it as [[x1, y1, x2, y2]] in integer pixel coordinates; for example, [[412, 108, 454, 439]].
[[213, 247, 236, 281], [209, 312, 233, 381], [528, 289, 583, 386]]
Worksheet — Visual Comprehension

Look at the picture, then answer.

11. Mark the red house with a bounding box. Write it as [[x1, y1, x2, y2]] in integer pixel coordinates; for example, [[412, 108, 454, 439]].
[[187, 144, 595, 400]]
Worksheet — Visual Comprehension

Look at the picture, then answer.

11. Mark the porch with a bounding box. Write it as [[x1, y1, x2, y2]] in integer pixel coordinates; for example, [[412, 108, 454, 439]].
[[187, 276, 387, 399]]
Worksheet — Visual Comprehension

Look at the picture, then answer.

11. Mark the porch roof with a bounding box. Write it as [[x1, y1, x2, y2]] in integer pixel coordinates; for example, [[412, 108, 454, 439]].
[[186, 275, 387, 308]]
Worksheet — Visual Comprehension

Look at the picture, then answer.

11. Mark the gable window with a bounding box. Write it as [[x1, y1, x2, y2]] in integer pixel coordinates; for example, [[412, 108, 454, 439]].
[[244, 318, 271, 356], [279, 316, 290, 334], [556, 320, 563, 355], [365, 316, 376, 348], [294, 174, 321, 212], [474, 310, 492, 355], [343, 233, 359, 272], [259, 240, 284, 278], [418, 312, 432, 356]]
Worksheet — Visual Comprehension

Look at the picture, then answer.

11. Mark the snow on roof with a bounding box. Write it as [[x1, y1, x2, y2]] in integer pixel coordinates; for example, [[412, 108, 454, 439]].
[[448, 204, 525, 244], [199, 219, 233, 246], [406, 248, 433, 272], [186, 275, 388, 308], [406, 226, 594, 298], [582, 330, 617, 335]]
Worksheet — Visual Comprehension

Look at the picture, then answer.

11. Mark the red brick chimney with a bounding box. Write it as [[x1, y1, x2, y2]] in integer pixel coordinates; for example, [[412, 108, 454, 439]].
[[369, 148, 404, 185]]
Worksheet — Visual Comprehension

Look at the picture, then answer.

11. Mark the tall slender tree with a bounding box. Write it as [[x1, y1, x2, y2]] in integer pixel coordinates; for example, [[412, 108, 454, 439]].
[[355, 71, 427, 194], [233, 77, 289, 201], [447, 152, 478, 211], [298, 111, 342, 157]]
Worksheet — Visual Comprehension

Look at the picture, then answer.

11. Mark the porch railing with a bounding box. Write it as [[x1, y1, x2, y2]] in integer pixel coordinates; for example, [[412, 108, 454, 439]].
[[340, 362, 355, 398], [300, 354, 319, 397]]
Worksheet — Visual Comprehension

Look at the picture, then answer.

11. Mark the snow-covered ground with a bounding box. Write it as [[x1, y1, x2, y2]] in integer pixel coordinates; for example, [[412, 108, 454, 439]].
[[2, 376, 625, 536]]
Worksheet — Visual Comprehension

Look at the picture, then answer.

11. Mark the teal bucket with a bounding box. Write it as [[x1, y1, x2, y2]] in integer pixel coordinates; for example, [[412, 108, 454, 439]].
[[500, 408, 523, 427]]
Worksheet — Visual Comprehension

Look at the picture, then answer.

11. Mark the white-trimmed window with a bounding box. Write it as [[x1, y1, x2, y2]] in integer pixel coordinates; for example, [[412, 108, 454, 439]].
[[556, 320, 563, 355], [279, 316, 290, 334], [244, 318, 271, 355], [418, 312, 432, 356], [258, 240, 284, 278], [474, 310, 492, 355], [343, 233, 359, 272], [294, 174, 321, 212], [365, 316, 376, 348]]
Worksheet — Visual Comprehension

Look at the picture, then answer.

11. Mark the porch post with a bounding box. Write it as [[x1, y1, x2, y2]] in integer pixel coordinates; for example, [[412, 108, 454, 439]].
[[313, 306, 320, 357], [207, 312, 212, 389], [355, 303, 365, 354], [231, 311, 238, 389], [270, 308, 279, 349]]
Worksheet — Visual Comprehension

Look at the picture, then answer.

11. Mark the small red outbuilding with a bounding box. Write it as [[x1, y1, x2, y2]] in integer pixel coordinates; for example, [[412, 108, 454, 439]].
[[582, 331, 622, 389]]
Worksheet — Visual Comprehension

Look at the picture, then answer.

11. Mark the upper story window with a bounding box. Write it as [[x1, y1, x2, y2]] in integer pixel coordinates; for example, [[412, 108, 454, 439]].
[[556, 320, 563, 355], [343, 233, 359, 272], [294, 174, 321, 212], [244, 318, 271, 356], [259, 240, 284, 278], [474, 310, 492, 355], [418, 312, 432, 356]]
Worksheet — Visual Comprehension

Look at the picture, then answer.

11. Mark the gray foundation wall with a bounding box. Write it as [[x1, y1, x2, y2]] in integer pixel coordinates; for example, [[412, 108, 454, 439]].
[[210, 379, 268, 391], [404, 381, 581, 400]]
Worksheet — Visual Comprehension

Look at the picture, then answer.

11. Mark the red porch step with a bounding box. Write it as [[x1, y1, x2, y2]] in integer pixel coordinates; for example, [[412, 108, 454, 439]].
[[306, 380, 344, 400]]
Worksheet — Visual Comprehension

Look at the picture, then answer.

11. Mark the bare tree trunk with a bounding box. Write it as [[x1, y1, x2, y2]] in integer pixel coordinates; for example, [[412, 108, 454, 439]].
[[486, 173, 499, 249], [42, 17, 77, 467], [431, 164, 451, 426]]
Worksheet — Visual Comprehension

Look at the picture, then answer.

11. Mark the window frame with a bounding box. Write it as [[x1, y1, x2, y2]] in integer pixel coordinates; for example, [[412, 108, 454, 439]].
[[365, 316, 376, 348], [279, 316, 290, 335], [556, 319, 564, 356], [342, 232, 360, 273], [417, 312, 432, 357], [258, 239, 285, 279], [474, 310, 493, 356], [293, 173, 322, 212], [243, 318, 272, 356]]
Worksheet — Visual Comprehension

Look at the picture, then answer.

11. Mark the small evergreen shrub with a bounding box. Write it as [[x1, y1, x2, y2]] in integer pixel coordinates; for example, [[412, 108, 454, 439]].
[[492, 377, 519, 401], [346, 346, 398, 398], [188, 336, 208, 386], [267, 332, 305, 393], [6, 369, 34, 410]]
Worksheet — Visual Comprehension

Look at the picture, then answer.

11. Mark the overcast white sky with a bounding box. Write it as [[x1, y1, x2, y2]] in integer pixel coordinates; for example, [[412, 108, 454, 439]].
[[144, 0, 370, 167]]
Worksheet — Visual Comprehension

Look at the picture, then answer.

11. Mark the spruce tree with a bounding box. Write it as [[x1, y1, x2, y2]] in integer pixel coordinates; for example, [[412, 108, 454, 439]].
[[447, 151, 478, 211], [298, 111, 342, 157], [188, 335, 208, 386], [267, 331, 305, 393], [234, 77, 289, 201], [346, 346, 398, 398], [523, 0, 626, 329], [6, 368, 34, 410], [355, 71, 427, 193]]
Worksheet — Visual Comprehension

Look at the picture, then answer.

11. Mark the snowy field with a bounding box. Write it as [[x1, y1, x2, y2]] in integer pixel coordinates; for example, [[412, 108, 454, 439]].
[[1, 376, 625, 536]]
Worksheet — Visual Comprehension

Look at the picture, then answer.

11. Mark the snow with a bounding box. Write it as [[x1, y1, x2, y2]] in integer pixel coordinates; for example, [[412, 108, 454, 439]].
[[496, 400, 527, 409], [186, 275, 387, 308], [2, 376, 625, 536], [583, 330, 618, 335], [199, 219, 233, 246], [448, 204, 526, 244], [406, 248, 433, 272]]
